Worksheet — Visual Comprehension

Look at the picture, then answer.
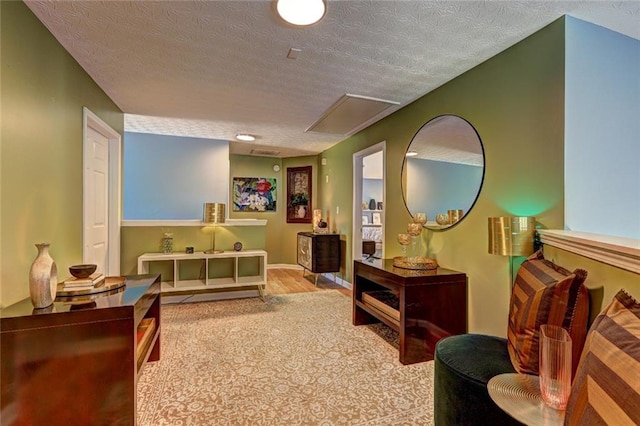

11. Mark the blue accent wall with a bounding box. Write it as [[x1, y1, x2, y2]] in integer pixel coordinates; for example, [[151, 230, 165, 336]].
[[565, 17, 640, 238], [123, 132, 229, 220]]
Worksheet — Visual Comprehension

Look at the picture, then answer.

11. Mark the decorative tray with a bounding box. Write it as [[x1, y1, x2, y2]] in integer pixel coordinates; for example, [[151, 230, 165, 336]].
[[56, 276, 127, 297], [392, 256, 438, 270]]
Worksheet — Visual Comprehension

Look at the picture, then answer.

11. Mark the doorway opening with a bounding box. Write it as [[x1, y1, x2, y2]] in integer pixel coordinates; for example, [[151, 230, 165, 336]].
[[352, 142, 385, 264]]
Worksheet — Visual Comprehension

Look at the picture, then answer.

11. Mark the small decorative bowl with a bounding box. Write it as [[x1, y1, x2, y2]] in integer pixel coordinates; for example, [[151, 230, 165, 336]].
[[69, 264, 97, 279]]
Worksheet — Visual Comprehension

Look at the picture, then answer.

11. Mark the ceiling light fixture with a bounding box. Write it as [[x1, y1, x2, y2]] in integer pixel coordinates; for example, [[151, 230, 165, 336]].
[[275, 0, 326, 27], [236, 134, 256, 142], [406, 151, 418, 157]]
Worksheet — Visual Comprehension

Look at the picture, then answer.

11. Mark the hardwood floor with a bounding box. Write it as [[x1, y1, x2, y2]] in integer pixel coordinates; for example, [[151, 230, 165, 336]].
[[267, 268, 351, 297]]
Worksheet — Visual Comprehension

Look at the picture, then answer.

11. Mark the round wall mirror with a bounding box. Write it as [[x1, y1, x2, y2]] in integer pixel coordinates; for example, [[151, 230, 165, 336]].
[[401, 114, 485, 230]]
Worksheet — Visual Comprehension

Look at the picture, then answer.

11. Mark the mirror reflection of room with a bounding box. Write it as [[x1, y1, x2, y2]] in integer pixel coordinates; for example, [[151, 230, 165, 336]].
[[403, 115, 485, 230], [362, 151, 384, 258]]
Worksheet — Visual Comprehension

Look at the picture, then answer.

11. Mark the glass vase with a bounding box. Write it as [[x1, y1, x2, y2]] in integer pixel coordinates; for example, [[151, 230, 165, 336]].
[[539, 324, 572, 410]]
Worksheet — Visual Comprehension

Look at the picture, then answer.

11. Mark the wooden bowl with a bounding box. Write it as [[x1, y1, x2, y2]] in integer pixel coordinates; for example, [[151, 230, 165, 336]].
[[69, 264, 97, 279]]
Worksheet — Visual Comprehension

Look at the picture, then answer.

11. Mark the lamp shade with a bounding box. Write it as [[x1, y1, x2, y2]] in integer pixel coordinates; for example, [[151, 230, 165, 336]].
[[488, 216, 536, 256], [203, 203, 226, 225]]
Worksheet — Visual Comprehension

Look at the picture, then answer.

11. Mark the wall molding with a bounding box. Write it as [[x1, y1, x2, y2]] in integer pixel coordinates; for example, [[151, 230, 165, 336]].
[[538, 230, 640, 274]]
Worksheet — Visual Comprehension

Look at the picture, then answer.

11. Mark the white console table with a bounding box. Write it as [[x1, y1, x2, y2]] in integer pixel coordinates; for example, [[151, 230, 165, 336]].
[[137, 250, 267, 302]]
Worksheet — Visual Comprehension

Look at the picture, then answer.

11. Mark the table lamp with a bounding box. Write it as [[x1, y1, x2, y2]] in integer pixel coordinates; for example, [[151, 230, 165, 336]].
[[488, 216, 536, 284], [203, 203, 226, 254]]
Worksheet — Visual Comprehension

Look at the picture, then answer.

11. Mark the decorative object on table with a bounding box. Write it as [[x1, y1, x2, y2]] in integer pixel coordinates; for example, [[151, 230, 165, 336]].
[[393, 218, 438, 270], [203, 203, 226, 254], [29, 243, 58, 309], [539, 324, 572, 410], [312, 209, 322, 229], [397, 233, 411, 258], [232, 177, 277, 212], [407, 221, 423, 257], [362, 215, 369, 225], [488, 216, 536, 285], [286, 166, 312, 223], [185, 246, 194, 254], [377, 201, 383, 210], [372, 212, 382, 225], [233, 241, 243, 251], [362, 202, 368, 210], [436, 213, 450, 226], [314, 218, 329, 234], [392, 256, 438, 270], [368, 198, 377, 210], [69, 263, 97, 279], [161, 233, 174, 254], [56, 276, 126, 297], [63, 272, 104, 290]]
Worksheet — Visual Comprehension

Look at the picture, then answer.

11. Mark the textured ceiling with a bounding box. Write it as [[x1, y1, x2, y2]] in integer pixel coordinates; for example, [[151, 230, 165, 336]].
[[25, 0, 640, 158]]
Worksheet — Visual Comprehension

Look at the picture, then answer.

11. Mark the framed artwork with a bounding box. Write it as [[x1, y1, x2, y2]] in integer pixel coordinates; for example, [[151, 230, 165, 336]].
[[287, 166, 312, 223], [372, 212, 381, 225], [362, 215, 369, 225], [232, 177, 277, 212]]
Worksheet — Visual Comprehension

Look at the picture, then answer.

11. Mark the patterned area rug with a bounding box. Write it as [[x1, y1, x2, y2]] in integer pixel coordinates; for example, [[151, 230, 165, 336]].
[[137, 291, 434, 425]]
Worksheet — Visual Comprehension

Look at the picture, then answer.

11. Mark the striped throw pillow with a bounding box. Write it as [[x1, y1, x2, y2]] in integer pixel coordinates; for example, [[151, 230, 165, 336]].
[[565, 289, 640, 426], [507, 250, 589, 376]]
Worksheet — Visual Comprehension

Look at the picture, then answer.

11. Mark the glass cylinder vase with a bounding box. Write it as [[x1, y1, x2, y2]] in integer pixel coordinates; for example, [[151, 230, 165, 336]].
[[539, 324, 572, 410]]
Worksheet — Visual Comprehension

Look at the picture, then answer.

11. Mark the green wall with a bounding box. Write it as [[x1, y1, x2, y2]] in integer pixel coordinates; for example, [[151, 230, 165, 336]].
[[1, 1, 124, 307], [321, 18, 567, 336]]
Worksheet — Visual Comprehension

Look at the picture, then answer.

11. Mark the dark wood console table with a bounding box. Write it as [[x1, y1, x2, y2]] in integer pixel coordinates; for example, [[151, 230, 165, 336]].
[[353, 259, 467, 365], [1, 274, 161, 425]]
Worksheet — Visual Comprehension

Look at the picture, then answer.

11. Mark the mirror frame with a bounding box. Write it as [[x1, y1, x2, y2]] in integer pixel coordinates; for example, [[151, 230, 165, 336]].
[[401, 114, 486, 231]]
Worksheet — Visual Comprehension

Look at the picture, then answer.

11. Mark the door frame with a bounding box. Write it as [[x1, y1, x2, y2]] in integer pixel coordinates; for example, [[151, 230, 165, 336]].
[[83, 107, 121, 275], [352, 141, 386, 264]]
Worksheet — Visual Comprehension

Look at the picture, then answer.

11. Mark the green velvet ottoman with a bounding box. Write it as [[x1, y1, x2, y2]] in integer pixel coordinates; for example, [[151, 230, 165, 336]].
[[434, 334, 523, 426]]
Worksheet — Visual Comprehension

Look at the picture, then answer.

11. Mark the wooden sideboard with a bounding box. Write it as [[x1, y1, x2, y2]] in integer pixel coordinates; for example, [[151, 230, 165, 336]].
[[0, 274, 161, 425], [297, 232, 341, 284], [353, 259, 467, 365]]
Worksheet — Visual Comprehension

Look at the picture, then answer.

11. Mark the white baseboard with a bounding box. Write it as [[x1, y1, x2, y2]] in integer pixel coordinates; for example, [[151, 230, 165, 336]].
[[268, 263, 303, 270]]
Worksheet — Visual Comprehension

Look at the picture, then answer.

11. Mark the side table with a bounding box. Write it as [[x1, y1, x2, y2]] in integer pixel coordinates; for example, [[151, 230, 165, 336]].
[[487, 373, 565, 425]]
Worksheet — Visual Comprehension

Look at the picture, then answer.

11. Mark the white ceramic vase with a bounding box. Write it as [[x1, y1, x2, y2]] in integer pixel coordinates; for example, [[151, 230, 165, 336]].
[[29, 243, 58, 309]]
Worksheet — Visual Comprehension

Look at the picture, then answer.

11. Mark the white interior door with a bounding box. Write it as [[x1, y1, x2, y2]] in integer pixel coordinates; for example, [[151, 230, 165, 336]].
[[85, 127, 109, 273], [83, 107, 121, 276]]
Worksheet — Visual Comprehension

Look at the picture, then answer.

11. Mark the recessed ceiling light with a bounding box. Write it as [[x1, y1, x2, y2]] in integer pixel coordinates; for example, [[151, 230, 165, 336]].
[[276, 0, 326, 27], [406, 151, 418, 157], [236, 134, 256, 142]]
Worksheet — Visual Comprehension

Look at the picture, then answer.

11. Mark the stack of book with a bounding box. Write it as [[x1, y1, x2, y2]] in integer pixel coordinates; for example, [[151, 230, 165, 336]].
[[62, 272, 105, 290]]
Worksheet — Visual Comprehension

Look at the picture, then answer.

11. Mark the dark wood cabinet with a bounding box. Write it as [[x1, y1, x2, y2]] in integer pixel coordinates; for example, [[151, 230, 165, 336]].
[[297, 232, 341, 276], [353, 259, 467, 365], [0, 274, 161, 425]]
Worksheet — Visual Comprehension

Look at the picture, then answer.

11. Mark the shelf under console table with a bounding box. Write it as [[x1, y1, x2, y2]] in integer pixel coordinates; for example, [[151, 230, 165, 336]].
[[0, 274, 161, 425], [137, 250, 267, 301], [353, 259, 468, 365]]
